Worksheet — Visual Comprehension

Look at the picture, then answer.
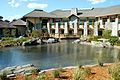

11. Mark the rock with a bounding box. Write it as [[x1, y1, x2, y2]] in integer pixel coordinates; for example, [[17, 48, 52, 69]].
[[22, 38, 39, 46], [14, 68, 25, 74], [7, 74, 15, 78], [72, 39, 80, 44], [0, 64, 40, 78], [21, 64, 34, 68], [47, 38, 59, 43], [37, 39, 44, 44]]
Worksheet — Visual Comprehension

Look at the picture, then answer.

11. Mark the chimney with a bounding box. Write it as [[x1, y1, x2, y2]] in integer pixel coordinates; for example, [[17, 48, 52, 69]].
[[71, 8, 78, 15]]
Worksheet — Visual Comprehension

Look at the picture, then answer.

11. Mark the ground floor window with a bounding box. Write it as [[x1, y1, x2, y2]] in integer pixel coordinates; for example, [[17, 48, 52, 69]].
[[88, 29, 93, 35], [51, 29, 55, 34], [118, 31, 120, 37], [78, 29, 83, 35], [98, 30, 103, 36], [60, 29, 64, 34], [69, 29, 74, 35]]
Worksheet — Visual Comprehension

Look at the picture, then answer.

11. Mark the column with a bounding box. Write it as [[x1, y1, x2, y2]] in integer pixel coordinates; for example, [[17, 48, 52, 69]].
[[55, 23, 59, 38], [69, 22, 73, 28], [105, 16, 111, 29], [111, 17, 118, 36], [107, 16, 110, 22], [94, 21, 98, 36], [99, 17, 104, 29], [64, 22, 68, 34], [74, 22, 78, 35], [84, 21, 88, 36], [47, 22, 50, 34]]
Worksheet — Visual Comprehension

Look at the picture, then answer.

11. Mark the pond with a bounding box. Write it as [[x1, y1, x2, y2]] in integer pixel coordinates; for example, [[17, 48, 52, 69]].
[[0, 40, 120, 70]]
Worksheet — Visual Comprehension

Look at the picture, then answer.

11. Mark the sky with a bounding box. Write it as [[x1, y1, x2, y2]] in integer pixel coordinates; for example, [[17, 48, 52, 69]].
[[0, 0, 120, 21]]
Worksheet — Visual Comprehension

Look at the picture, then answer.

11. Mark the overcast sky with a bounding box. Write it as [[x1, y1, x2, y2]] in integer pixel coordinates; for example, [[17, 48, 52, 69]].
[[0, 0, 120, 21]]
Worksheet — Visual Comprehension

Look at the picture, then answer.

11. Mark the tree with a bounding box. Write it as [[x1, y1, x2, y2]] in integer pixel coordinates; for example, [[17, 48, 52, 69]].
[[12, 19, 17, 22], [0, 16, 3, 20], [4, 20, 10, 22], [3, 28, 11, 37]]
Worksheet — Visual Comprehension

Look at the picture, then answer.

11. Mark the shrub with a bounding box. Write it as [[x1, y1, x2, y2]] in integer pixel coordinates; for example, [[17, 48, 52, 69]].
[[31, 30, 43, 38], [3, 28, 11, 37], [73, 68, 82, 80], [17, 37, 29, 43], [1, 37, 13, 41], [83, 68, 92, 76], [0, 71, 7, 80], [58, 66, 64, 72], [109, 36, 119, 44], [102, 30, 112, 39], [73, 67, 91, 80], [116, 40, 120, 46], [24, 75, 31, 80], [109, 63, 120, 80], [52, 70, 60, 78], [36, 73, 46, 80]]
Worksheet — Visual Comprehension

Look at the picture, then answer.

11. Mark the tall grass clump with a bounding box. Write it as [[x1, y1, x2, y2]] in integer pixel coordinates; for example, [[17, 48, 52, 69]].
[[73, 66, 92, 80], [108, 63, 120, 80], [36, 73, 46, 80]]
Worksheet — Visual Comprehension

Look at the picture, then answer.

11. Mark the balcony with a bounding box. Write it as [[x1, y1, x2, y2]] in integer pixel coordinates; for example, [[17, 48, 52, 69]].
[[50, 23, 56, 29], [59, 22, 64, 29]]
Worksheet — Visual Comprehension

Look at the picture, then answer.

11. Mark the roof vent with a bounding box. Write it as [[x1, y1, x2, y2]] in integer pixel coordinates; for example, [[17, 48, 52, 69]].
[[34, 9, 43, 11]]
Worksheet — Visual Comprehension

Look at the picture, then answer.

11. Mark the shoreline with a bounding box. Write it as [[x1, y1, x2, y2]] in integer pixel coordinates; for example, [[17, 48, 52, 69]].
[[39, 63, 113, 73]]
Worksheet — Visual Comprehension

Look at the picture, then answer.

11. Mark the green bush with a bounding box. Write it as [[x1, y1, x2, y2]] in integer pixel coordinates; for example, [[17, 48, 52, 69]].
[[31, 30, 43, 38], [102, 30, 112, 39], [36, 73, 46, 80], [0, 71, 7, 80], [109, 63, 120, 80], [87, 36, 102, 42], [1, 37, 13, 41], [17, 37, 29, 43], [3, 28, 11, 37], [52, 70, 60, 78], [109, 36, 119, 44], [116, 40, 120, 46]]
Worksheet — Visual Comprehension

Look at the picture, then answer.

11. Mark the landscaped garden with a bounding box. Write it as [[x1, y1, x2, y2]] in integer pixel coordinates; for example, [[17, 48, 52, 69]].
[[1, 62, 120, 80]]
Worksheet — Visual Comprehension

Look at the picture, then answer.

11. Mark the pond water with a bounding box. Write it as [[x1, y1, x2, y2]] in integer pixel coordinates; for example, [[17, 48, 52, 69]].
[[0, 40, 120, 70]]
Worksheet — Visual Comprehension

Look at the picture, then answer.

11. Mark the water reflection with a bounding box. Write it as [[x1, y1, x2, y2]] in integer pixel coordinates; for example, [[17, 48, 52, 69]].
[[0, 40, 120, 69]]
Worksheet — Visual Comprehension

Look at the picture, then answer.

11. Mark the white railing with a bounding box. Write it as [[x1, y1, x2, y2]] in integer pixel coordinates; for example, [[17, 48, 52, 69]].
[[79, 25, 84, 29], [60, 24, 64, 29], [118, 24, 120, 30], [89, 25, 94, 29]]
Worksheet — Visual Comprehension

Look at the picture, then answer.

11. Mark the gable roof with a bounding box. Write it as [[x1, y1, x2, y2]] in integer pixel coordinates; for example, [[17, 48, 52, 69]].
[[0, 21, 15, 28], [51, 5, 120, 18], [78, 5, 120, 17], [24, 9, 57, 18], [10, 19, 26, 26], [50, 9, 71, 18]]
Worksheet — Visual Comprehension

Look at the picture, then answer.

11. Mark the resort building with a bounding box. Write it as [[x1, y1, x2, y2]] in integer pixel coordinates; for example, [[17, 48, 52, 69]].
[[22, 5, 120, 38], [10, 19, 26, 36], [0, 20, 16, 37]]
